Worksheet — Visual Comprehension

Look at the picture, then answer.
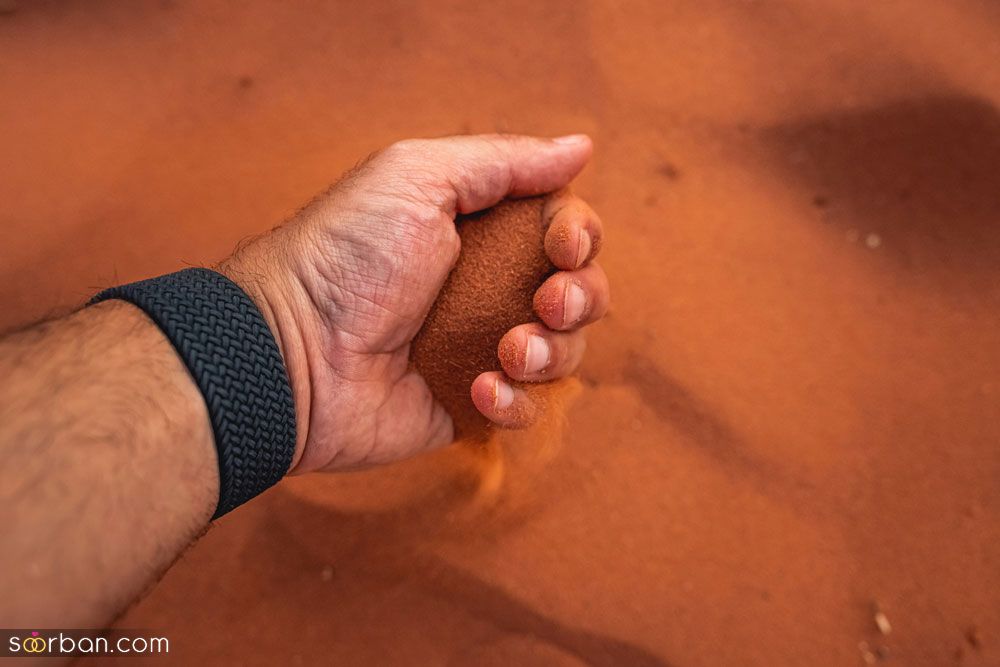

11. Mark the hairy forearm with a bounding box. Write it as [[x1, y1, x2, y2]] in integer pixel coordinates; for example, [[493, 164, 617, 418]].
[[0, 301, 217, 627]]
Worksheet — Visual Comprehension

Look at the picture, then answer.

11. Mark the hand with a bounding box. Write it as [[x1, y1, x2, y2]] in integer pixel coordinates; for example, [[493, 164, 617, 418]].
[[221, 134, 609, 474]]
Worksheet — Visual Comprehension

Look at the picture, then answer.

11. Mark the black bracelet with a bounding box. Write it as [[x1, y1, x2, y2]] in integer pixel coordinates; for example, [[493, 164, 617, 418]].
[[90, 268, 296, 518]]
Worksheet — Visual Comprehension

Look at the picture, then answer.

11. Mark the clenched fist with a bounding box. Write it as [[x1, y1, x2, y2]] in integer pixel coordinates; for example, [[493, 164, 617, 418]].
[[222, 134, 609, 473]]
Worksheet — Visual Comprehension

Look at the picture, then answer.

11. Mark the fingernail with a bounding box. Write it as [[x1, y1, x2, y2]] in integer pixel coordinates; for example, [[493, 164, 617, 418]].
[[575, 230, 592, 268], [494, 378, 514, 410], [524, 334, 551, 375], [553, 134, 588, 145], [563, 282, 587, 327]]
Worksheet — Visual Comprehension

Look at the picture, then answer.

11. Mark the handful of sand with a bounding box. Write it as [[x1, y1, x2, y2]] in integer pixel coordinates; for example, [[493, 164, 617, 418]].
[[410, 195, 558, 442]]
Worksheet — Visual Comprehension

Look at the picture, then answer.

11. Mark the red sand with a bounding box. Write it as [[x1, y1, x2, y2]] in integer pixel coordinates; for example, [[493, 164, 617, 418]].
[[1, 2, 999, 665], [411, 195, 555, 440]]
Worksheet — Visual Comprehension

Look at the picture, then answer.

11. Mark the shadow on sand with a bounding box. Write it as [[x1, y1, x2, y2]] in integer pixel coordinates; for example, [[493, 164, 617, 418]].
[[763, 93, 1000, 272], [239, 480, 672, 667]]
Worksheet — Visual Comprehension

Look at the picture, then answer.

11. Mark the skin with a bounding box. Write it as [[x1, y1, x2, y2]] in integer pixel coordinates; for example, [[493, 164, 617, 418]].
[[0, 134, 608, 628]]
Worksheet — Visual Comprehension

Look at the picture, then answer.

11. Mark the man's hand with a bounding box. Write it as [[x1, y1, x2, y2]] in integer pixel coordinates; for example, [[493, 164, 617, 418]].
[[222, 134, 608, 473], [0, 133, 607, 627]]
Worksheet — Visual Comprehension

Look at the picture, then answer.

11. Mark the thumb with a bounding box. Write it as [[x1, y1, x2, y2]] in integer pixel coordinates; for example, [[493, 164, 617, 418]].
[[376, 133, 593, 216]]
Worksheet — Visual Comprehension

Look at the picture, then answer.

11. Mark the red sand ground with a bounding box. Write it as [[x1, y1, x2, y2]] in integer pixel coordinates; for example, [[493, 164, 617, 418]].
[[2, 2, 999, 665]]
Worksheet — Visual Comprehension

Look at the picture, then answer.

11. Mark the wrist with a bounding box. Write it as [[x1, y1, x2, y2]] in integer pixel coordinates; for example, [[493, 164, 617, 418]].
[[218, 252, 314, 473], [90, 268, 298, 515]]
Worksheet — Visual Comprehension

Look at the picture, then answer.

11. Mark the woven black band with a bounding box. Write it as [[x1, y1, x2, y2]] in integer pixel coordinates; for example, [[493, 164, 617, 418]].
[[90, 268, 296, 518]]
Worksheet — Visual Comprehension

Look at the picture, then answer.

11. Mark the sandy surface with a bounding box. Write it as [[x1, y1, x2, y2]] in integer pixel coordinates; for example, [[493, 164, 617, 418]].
[[2, 1, 999, 665]]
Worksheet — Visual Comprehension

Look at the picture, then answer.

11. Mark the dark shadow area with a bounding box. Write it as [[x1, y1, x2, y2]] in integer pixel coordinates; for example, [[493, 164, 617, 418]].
[[237, 488, 672, 667], [762, 93, 1000, 271]]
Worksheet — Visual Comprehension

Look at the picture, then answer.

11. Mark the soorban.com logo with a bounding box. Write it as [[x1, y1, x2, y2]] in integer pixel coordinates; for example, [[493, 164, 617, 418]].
[[7, 630, 169, 656], [18, 631, 47, 654]]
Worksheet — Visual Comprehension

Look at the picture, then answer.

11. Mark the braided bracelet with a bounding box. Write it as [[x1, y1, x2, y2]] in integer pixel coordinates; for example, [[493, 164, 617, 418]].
[[90, 268, 296, 518]]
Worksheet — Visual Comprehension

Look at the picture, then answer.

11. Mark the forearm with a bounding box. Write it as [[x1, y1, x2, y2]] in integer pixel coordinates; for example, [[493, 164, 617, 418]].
[[0, 301, 217, 627]]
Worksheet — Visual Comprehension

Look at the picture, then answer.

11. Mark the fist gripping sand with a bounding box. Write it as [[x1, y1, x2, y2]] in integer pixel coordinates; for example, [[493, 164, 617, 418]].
[[411, 195, 558, 442]]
